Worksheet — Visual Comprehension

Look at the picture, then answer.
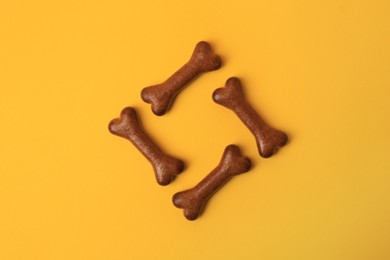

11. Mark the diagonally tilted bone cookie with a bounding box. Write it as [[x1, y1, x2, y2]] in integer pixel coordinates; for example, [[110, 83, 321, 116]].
[[213, 77, 288, 158], [172, 145, 251, 221], [141, 41, 221, 116], [108, 107, 185, 186]]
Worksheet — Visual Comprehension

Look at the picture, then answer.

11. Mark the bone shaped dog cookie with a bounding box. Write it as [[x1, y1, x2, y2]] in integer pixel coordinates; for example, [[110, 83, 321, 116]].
[[141, 41, 221, 116], [213, 77, 288, 158], [172, 145, 251, 220], [109, 107, 185, 186]]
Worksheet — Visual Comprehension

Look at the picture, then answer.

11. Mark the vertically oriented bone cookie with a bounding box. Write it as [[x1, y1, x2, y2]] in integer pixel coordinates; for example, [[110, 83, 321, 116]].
[[213, 77, 288, 158], [108, 107, 185, 186], [172, 145, 251, 221], [141, 41, 222, 116]]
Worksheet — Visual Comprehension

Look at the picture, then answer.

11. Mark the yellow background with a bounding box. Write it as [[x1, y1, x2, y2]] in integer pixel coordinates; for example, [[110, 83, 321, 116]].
[[1, 0, 389, 259]]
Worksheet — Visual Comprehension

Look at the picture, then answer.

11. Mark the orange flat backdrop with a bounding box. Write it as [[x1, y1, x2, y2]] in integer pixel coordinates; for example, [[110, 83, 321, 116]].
[[1, 0, 389, 259]]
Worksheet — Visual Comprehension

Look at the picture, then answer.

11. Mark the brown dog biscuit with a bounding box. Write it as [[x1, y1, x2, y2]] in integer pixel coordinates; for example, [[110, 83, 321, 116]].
[[108, 107, 185, 185], [141, 41, 221, 116], [172, 145, 251, 220], [212, 77, 288, 158]]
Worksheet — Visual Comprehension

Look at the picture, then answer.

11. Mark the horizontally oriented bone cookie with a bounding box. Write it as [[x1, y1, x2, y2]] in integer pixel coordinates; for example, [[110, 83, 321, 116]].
[[172, 145, 251, 220], [141, 41, 222, 116], [213, 77, 288, 158], [108, 107, 185, 186]]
